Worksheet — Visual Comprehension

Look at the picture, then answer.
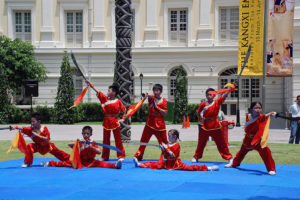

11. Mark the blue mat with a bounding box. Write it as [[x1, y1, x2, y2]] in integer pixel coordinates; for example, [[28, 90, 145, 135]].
[[0, 158, 300, 200]]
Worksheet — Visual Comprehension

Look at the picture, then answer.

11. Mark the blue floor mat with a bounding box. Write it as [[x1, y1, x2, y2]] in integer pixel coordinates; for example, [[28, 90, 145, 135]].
[[0, 158, 299, 200]]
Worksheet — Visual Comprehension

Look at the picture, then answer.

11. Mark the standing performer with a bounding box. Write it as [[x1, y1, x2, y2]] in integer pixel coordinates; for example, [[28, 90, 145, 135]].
[[134, 129, 219, 171], [192, 85, 236, 166], [134, 84, 168, 161], [44, 126, 122, 169], [85, 80, 126, 161], [11, 113, 70, 168], [226, 102, 277, 175]]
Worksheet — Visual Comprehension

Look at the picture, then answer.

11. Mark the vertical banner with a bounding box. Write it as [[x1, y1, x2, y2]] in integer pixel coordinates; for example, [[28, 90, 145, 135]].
[[238, 0, 265, 76], [266, 0, 295, 77]]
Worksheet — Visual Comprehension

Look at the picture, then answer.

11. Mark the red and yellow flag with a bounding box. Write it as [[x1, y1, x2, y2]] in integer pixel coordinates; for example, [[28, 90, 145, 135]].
[[208, 83, 236, 95], [124, 97, 147, 119], [7, 130, 28, 154], [251, 116, 271, 148], [70, 139, 82, 169], [69, 86, 88, 109]]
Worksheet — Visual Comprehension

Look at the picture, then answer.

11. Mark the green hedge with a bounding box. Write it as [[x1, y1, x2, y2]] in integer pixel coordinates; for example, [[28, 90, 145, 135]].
[[0, 102, 201, 124]]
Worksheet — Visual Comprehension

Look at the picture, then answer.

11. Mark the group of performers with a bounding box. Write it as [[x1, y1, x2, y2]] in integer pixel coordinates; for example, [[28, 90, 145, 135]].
[[8, 80, 277, 175]]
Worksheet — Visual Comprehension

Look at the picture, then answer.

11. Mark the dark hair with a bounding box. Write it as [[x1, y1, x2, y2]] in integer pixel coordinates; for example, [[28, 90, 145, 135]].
[[250, 102, 262, 110], [297, 95, 300, 100], [31, 113, 42, 121], [206, 88, 215, 95], [153, 84, 163, 92], [109, 83, 119, 95], [168, 129, 180, 141], [82, 126, 93, 133]]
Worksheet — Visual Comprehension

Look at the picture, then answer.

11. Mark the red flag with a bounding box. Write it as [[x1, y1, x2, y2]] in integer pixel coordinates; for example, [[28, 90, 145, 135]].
[[70, 139, 82, 169], [7, 130, 27, 154], [69, 86, 88, 109], [124, 97, 147, 119], [208, 83, 236, 95], [251, 117, 271, 147]]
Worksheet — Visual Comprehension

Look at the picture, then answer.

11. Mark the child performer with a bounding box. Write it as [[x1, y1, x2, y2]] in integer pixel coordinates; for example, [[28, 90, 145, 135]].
[[226, 102, 277, 175], [44, 126, 122, 169], [11, 113, 70, 168], [133, 129, 219, 171], [192, 86, 236, 166], [134, 84, 168, 161], [86, 80, 126, 161]]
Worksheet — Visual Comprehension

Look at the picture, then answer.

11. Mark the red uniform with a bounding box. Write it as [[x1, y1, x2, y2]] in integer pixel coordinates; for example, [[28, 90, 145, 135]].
[[134, 96, 168, 160], [140, 143, 208, 171], [22, 126, 70, 165], [48, 140, 116, 168], [232, 114, 276, 171], [97, 91, 126, 160], [193, 96, 232, 160]]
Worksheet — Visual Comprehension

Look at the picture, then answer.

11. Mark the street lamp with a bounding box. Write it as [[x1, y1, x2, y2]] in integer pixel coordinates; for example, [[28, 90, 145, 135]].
[[236, 79, 241, 127], [139, 73, 143, 122]]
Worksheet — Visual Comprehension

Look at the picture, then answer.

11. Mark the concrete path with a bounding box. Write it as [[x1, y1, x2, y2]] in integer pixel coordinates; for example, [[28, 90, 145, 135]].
[[0, 124, 291, 143]]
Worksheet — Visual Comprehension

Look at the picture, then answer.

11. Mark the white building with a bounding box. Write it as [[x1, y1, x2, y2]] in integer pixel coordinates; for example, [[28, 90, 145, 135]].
[[0, 0, 299, 126]]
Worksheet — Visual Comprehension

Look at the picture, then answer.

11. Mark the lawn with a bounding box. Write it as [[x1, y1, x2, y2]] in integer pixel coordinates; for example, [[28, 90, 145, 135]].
[[1, 141, 299, 165]]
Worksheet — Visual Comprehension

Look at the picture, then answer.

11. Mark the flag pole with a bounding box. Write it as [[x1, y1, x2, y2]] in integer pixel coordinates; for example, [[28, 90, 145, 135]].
[[262, 0, 269, 113]]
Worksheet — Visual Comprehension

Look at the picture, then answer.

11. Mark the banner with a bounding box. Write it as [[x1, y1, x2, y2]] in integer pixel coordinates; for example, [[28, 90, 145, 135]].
[[238, 0, 265, 76], [266, 0, 295, 77]]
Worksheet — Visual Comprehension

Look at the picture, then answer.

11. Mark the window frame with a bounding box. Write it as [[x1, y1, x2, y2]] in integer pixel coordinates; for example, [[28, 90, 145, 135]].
[[7, 1, 35, 44], [168, 8, 188, 47], [214, 0, 239, 45], [164, 0, 192, 47], [59, 2, 87, 48], [65, 11, 83, 48]]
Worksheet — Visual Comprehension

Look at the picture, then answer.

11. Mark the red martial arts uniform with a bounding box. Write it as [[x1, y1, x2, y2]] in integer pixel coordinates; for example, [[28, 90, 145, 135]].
[[193, 96, 232, 160], [97, 91, 126, 160], [135, 96, 168, 160], [48, 140, 116, 168], [22, 126, 70, 165], [140, 143, 208, 171], [232, 114, 276, 171]]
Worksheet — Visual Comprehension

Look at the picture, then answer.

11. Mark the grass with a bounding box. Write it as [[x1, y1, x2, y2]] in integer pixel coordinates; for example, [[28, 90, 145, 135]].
[[1, 141, 300, 165]]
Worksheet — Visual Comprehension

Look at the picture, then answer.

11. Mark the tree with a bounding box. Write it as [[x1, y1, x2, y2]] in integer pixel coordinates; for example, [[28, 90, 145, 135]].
[[173, 66, 188, 124], [0, 36, 47, 123], [53, 52, 75, 124], [115, 0, 133, 142]]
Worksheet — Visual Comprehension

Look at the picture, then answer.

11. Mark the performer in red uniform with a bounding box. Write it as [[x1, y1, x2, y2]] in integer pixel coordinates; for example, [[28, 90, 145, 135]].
[[226, 102, 277, 175], [134, 129, 219, 171], [192, 87, 235, 166], [86, 80, 126, 161], [45, 126, 122, 169], [134, 84, 168, 161], [11, 113, 70, 168]]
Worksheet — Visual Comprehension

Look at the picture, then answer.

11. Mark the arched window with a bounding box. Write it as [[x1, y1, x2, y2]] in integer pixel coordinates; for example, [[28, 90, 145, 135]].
[[219, 67, 262, 115], [169, 67, 187, 102]]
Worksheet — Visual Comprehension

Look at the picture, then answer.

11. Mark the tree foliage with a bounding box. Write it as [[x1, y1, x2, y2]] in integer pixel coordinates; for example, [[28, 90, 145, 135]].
[[0, 36, 47, 123], [173, 66, 188, 123], [53, 52, 75, 124]]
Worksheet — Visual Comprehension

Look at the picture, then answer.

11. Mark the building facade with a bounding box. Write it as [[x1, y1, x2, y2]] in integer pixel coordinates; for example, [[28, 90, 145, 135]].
[[0, 0, 299, 125]]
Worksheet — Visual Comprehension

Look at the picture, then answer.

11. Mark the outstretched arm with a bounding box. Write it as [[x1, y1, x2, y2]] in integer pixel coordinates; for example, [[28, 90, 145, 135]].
[[85, 80, 99, 94]]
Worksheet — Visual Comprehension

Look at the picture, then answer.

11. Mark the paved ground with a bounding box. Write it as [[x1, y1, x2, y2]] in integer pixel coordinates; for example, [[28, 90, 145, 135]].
[[0, 124, 291, 143]]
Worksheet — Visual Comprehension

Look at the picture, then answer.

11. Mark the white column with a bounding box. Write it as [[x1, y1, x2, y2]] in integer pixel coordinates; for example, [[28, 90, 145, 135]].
[[40, 0, 54, 47], [144, 0, 159, 46], [197, 0, 213, 46], [93, 0, 106, 44]]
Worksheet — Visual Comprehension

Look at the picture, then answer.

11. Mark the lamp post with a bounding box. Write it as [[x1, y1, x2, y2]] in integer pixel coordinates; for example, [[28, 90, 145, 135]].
[[139, 73, 143, 121], [236, 78, 241, 127]]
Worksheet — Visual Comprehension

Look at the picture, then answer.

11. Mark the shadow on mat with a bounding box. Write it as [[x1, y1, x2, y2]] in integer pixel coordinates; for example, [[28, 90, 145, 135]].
[[235, 167, 268, 176]]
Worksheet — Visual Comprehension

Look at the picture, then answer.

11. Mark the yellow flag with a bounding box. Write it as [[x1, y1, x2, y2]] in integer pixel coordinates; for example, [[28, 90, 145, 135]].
[[260, 117, 271, 148], [7, 131, 20, 154]]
